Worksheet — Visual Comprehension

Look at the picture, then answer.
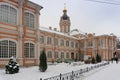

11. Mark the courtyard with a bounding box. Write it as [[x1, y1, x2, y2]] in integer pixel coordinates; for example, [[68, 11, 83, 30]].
[[0, 61, 111, 80]]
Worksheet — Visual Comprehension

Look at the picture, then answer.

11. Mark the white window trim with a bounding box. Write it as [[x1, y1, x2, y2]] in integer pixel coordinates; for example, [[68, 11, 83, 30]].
[[24, 41, 36, 59], [0, 38, 17, 59], [47, 51, 52, 59], [24, 10, 36, 29], [0, 2, 18, 25]]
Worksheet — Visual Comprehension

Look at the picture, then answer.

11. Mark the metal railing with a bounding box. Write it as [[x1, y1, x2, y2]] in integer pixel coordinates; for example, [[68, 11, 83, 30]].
[[40, 62, 109, 80]]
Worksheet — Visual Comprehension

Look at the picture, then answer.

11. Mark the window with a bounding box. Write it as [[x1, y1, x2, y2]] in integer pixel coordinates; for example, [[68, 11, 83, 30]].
[[88, 41, 93, 47], [40, 36, 44, 44], [47, 37, 52, 44], [54, 52, 59, 58], [66, 41, 69, 47], [61, 52, 64, 58], [60, 39, 64, 46], [24, 43, 35, 58], [55, 38, 59, 46], [99, 39, 103, 46], [24, 12, 34, 28], [80, 42, 84, 48], [40, 50, 42, 54], [47, 51, 52, 58], [71, 42, 74, 48], [66, 52, 69, 58], [0, 40, 16, 58], [0, 4, 17, 25], [75, 42, 78, 48]]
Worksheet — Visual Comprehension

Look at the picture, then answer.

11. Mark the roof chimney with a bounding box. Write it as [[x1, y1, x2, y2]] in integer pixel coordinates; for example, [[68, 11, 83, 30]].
[[54, 28, 57, 31]]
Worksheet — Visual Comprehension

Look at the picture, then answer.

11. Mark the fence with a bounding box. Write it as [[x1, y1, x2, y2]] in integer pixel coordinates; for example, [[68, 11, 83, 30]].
[[40, 62, 109, 80]]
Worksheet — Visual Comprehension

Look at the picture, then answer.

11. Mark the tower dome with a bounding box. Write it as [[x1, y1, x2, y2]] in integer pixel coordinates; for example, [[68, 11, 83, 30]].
[[62, 13, 68, 20], [63, 8, 67, 13], [62, 5, 68, 20], [59, 5, 71, 34]]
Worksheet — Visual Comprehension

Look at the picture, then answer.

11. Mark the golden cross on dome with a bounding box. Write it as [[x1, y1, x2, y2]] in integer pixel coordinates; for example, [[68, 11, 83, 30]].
[[64, 3, 66, 10], [63, 3, 67, 12]]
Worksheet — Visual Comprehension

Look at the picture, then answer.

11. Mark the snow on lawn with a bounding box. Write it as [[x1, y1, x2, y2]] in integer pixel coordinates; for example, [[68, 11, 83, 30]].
[[0, 62, 94, 80], [85, 61, 120, 80]]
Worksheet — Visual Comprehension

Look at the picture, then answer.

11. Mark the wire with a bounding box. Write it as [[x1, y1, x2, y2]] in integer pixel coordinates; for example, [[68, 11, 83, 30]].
[[85, 0, 120, 5]]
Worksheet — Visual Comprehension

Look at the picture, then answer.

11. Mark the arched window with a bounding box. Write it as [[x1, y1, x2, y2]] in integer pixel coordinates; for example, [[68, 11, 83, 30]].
[[66, 41, 69, 47], [47, 51, 52, 58], [99, 39, 103, 46], [88, 41, 93, 47], [0, 40, 16, 58], [66, 52, 69, 58], [24, 43, 35, 58], [24, 12, 34, 28], [0, 4, 17, 25], [61, 52, 64, 58], [54, 51, 59, 58]]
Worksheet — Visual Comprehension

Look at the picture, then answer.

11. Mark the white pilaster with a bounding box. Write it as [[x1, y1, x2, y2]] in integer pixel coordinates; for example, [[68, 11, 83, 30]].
[[92, 37, 95, 57], [35, 8, 41, 65], [17, 0, 24, 66], [84, 39, 87, 56], [106, 36, 108, 60]]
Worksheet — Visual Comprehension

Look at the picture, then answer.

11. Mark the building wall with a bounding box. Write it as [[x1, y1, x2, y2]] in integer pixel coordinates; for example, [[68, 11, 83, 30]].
[[0, 0, 42, 67], [39, 29, 79, 62], [79, 33, 117, 60]]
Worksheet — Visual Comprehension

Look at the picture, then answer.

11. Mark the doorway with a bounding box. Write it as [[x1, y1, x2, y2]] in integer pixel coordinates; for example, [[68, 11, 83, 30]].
[[71, 53, 74, 60]]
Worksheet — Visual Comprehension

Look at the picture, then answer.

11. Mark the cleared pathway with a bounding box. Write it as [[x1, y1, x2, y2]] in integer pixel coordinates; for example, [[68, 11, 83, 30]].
[[85, 61, 120, 80]]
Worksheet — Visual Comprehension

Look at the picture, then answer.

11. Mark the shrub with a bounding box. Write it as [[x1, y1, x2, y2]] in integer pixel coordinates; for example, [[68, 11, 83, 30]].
[[39, 49, 47, 72], [64, 59, 74, 64], [64, 59, 69, 63], [96, 54, 101, 63], [57, 58, 62, 63], [91, 57, 96, 64], [5, 57, 19, 74], [84, 59, 91, 64]]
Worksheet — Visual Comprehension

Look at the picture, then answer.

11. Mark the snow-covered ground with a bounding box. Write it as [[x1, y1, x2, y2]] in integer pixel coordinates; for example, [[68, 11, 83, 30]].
[[85, 61, 120, 80], [0, 62, 94, 80], [0, 61, 118, 80]]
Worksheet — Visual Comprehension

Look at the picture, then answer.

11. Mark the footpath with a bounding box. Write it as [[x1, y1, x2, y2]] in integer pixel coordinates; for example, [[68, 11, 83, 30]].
[[84, 61, 120, 80]]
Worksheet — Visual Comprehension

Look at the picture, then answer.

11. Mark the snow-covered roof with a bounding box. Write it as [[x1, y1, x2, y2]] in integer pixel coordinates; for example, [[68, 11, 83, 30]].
[[28, 0, 43, 9], [39, 27, 79, 40], [70, 29, 85, 36]]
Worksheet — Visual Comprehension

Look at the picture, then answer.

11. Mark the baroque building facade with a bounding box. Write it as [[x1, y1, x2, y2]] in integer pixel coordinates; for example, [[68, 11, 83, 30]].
[[0, 0, 43, 67], [0, 0, 117, 67]]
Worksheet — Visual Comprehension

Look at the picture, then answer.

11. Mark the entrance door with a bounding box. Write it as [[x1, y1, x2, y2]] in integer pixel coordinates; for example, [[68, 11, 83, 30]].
[[71, 53, 74, 60]]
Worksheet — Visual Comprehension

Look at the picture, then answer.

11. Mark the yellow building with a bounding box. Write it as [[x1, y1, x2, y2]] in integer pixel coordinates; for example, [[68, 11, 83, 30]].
[[0, 0, 117, 67]]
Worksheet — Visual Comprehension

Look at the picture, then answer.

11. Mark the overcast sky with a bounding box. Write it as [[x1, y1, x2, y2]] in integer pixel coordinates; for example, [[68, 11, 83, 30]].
[[30, 0, 120, 36]]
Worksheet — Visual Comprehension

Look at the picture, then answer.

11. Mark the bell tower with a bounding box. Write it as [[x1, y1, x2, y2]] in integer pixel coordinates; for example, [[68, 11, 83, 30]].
[[59, 5, 71, 34]]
